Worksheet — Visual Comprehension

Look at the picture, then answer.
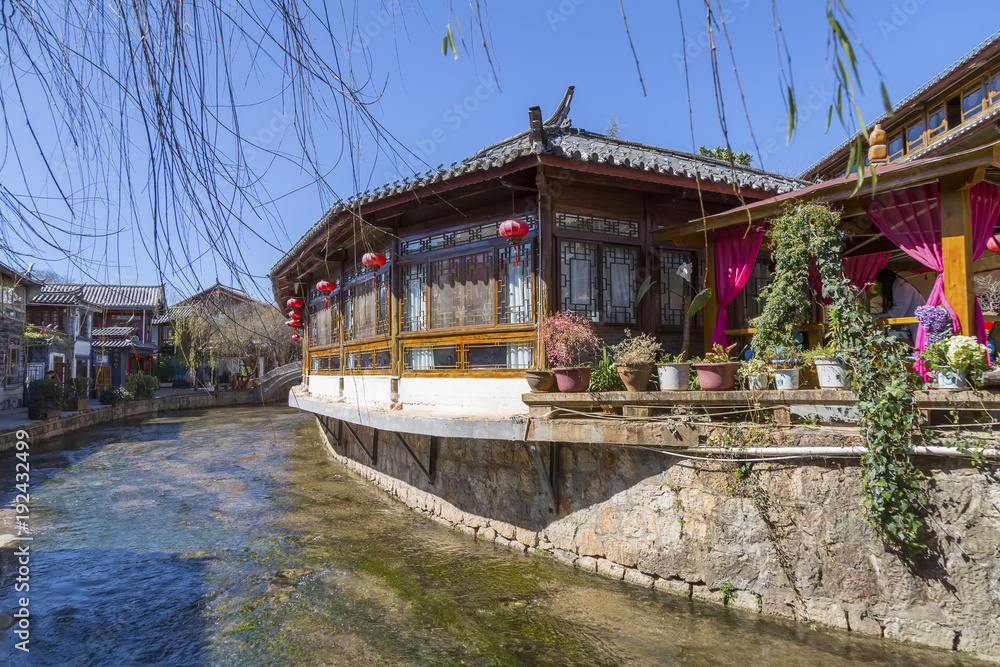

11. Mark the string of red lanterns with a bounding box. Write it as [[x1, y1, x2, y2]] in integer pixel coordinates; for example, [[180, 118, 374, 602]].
[[316, 279, 335, 309], [362, 252, 386, 288]]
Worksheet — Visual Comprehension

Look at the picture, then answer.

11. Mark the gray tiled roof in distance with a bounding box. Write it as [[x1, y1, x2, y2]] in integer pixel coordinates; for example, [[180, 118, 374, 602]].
[[30, 287, 84, 305], [270, 87, 809, 281], [151, 304, 195, 325], [800, 30, 1000, 178], [92, 326, 137, 337], [92, 338, 157, 350], [38, 284, 165, 309]]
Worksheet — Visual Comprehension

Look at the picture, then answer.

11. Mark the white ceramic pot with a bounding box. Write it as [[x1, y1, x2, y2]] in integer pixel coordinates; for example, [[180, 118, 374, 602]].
[[814, 358, 848, 389], [935, 367, 970, 390], [772, 368, 800, 390], [656, 363, 690, 391], [746, 372, 768, 390]]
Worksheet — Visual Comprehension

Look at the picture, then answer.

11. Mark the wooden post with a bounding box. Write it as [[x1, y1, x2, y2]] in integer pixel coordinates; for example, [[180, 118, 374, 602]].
[[702, 234, 718, 355], [940, 176, 975, 335], [390, 219, 401, 377], [536, 166, 555, 367]]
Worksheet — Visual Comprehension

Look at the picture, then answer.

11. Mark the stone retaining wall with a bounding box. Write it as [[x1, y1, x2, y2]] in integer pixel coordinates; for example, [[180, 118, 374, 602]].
[[0, 390, 263, 451], [316, 416, 1000, 662]]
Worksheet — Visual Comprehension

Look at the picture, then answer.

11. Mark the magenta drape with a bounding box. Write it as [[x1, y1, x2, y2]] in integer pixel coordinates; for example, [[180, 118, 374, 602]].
[[970, 182, 1000, 345], [712, 223, 765, 347], [863, 183, 952, 374], [808, 252, 891, 304]]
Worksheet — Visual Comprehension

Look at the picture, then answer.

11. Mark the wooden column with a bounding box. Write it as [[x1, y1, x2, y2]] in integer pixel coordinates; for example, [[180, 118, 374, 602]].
[[536, 166, 555, 367], [702, 234, 718, 355], [940, 175, 975, 335], [390, 218, 401, 377]]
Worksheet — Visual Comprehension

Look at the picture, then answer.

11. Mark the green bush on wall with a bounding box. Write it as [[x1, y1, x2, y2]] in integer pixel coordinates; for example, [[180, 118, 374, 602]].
[[125, 373, 160, 400], [27, 378, 64, 419]]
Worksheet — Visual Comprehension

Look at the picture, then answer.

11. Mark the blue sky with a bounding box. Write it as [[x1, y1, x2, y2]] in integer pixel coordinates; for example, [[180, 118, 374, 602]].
[[7, 0, 999, 301]]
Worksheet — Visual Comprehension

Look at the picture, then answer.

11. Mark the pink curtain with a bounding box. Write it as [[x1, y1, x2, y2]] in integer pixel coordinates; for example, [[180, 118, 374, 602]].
[[863, 183, 952, 370], [970, 182, 1000, 344], [808, 252, 891, 304], [713, 223, 765, 347]]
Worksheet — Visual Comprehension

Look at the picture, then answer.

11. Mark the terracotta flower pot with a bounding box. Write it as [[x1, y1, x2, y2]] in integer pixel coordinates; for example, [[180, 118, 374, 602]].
[[616, 364, 653, 392], [553, 367, 592, 392], [525, 370, 556, 393], [691, 362, 739, 391]]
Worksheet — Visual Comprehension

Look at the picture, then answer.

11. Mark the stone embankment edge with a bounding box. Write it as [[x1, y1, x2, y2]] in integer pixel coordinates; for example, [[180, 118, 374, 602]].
[[313, 419, 996, 663], [0, 391, 262, 451]]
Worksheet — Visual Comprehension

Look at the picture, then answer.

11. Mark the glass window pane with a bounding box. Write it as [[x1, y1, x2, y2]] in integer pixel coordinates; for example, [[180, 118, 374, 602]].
[[602, 245, 638, 325], [888, 134, 904, 161], [467, 342, 533, 369], [498, 243, 533, 325], [963, 87, 984, 121], [559, 240, 599, 320], [928, 105, 946, 138], [991, 72, 1000, 102], [905, 122, 924, 152], [402, 264, 427, 332], [430, 252, 493, 329]]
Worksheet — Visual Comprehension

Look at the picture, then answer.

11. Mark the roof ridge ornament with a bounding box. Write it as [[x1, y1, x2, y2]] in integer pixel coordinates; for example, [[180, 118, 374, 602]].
[[543, 85, 575, 130], [868, 123, 888, 166]]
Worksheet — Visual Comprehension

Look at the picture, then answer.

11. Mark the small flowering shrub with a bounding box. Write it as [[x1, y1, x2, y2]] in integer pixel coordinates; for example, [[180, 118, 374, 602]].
[[922, 335, 988, 374], [539, 311, 599, 368], [914, 305, 953, 345]]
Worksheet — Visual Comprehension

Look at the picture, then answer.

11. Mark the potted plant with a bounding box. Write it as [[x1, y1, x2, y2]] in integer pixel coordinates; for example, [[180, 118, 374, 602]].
[[525, 368, 555, 393], [611, 330, 662, 392], [802, 345, 848, 389], [769, 346, 804, 390], [27, 378, 64, 420], [691, 343, 739, 391], [656, 352, 691, 391], [922, 335, 988, 389], [539, 311, 600, 392], [67, 376, 92, 411], [589, 347, 626, 412], [737, 355, 768, 390]]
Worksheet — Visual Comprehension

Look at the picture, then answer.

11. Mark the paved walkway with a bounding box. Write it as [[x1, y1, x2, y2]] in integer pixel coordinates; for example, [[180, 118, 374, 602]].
[[0, 387, 220, 434]]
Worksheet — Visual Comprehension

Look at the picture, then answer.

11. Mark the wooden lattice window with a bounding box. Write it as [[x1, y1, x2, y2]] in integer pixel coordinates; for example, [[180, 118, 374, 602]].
[[888, 133, 904, 162], [344, 273, 388, 342], [402, 336, 533, 372], [905, 122, 924, 153], [963, 85, 985, 123], [927, 104, 947, 141], [558, 240, 638, 324], [660, 250, 695, 327]]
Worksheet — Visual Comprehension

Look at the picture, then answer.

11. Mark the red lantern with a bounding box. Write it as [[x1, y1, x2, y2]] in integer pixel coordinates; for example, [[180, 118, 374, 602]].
[[988, 235, 1000, 253], [499, 219, 530, 266], [292, 334, 301, 341], [362, 252, 387, 288], [316, 280, 336, 310], [286, 297, 304, 309], [291, 321, 303, 328], [288, 310, 302, 320]]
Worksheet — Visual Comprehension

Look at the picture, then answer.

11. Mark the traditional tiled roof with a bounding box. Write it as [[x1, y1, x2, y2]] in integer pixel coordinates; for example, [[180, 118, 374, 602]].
[[92, 326, 137, 337], [0, 262, 39, 287], [801, 30, 1000, 178], [174, 282, 264, 306], [38, 284, 165, 310], [270, 87, 809, 278], [92, 338, 157, 350], [29, 286, 84, 306]]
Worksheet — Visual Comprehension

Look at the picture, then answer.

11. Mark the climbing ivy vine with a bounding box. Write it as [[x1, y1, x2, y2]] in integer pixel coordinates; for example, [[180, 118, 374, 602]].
[[750, 203, 927, 556]]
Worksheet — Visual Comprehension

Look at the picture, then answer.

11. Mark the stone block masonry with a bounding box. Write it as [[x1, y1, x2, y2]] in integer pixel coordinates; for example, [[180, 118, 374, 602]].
[[315, 416, 1000, 662]]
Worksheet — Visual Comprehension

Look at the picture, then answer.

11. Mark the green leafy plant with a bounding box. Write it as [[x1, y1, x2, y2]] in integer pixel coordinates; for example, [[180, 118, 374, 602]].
[[100, 386, 130, 406], [125, 373, 160, 400], [611, 330, 662, 366], [698, 146, 753, 165], [719, 580, 737, 605], [588, 347, 626, 392], [70, 376, 91, 399], [657, 352, 688, 364], [769, 345, 804, 370], [801, 345, 844, 364], [696, 343, 737, 364], [27, 378, 64, 418], [737, 356, 768, 383], [759, 203, 926, 556]]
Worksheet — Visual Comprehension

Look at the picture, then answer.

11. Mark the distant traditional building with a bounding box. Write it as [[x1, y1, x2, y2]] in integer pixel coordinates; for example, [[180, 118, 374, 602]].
[[28, 283, 165, 393], [0, 263, 38, 410]]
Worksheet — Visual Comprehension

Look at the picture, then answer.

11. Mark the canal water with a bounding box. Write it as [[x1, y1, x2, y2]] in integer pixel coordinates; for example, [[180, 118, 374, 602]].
[[0, 406, 983, 665]]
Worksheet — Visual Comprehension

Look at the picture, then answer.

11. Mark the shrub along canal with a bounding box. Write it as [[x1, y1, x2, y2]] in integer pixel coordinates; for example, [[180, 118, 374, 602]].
[[0, 406, 984, 665]]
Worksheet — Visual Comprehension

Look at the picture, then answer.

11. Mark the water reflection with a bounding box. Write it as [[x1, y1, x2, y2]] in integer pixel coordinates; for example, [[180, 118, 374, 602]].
[[0, 407, 983, 665]]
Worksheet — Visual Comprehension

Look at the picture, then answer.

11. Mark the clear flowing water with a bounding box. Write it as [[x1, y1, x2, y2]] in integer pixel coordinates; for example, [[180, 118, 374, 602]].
[[0, 406, 985, 666]]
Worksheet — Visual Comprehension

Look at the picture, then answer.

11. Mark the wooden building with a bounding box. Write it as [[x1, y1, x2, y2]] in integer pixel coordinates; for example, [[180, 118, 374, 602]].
[[270, 88, 805, 413], [0, 262, 38, 410]]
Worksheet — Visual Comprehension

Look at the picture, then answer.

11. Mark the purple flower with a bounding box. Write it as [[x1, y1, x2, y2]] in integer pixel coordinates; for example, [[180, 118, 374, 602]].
[[915, 305, 952, 344]]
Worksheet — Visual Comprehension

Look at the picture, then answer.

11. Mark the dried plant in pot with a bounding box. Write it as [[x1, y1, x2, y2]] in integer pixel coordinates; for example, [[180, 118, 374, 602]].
[[691, 343, 739, 391], [611, 330, 662, 392], [539, 311, 600, 392]]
